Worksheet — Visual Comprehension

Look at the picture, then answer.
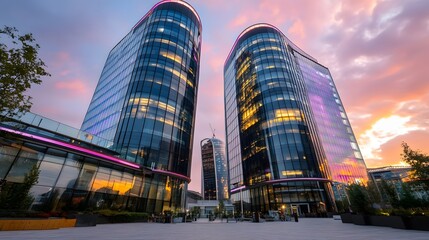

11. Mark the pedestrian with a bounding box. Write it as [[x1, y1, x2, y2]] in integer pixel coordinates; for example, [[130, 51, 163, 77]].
[[293, 212, 298, 222]]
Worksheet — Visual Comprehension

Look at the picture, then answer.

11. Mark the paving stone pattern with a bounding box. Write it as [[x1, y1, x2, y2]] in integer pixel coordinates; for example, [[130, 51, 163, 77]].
[[0, 218, 427, 240]]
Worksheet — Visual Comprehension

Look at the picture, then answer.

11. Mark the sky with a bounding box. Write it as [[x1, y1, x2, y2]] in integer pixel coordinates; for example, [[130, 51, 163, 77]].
[[1, 0, 429, 192]]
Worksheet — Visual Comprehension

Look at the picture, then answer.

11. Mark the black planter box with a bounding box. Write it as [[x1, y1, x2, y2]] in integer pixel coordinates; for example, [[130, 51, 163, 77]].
[[406, 216, 429, 231], [352, 214, 369, 225], [340, 213, 353, 223], [369, 215, 407, 229], [96, 215, 148, 224], [75, 214, 97, 227]]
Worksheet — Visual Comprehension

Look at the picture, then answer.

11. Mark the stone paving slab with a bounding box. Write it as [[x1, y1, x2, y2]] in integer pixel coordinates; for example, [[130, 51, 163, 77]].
[[0, 218, 427, 240]]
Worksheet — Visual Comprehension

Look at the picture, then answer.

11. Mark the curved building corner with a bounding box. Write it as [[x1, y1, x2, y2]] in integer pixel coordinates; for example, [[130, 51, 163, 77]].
[[224, 23, 367, 216]]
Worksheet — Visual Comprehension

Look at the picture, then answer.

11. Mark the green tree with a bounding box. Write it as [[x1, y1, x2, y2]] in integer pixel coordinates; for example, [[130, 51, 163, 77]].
[[347, 183, 374, 214], [190, 206, 200, 219], [401, 142, 429, 191], [398, 183, 421, 209], [218, 199, 225, 217], [0, 26, 49, 120], [379, 179, 400, 208], [0, 164, 40, 210]]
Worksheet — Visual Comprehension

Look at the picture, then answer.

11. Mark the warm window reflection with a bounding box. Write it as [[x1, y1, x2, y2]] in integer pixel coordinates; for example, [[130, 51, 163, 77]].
[[275, 109, 302, 121], [282, 170, 303, 176], [149, 62, 194, 87], [160, 51, 182, 65]]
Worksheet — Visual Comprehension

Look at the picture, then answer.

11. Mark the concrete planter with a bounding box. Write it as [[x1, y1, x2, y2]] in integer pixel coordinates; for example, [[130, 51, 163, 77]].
[[75, 214, 97, 227], [96, 215, 148, 224], [343, 215, 428, 231], [351, 214, 370, 225], [405, 216, 429, 231], [368, 215, 407, 229], [340, 213, 353, 223]]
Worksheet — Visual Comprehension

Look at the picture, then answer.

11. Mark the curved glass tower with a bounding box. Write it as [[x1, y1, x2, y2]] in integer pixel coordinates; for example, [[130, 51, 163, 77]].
[[201, 137, 229, 200], [225, 24, 363, 214], [82, 0, 202, 213]]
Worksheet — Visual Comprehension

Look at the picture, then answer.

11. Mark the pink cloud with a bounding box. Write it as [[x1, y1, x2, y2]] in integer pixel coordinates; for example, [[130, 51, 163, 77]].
[[55, 79, 89, 94], [229, 15, 248, 29]]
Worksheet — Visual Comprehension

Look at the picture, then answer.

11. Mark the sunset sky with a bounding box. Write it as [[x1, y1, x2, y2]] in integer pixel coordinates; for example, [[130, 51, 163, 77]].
[[1, 0, 428, 192]]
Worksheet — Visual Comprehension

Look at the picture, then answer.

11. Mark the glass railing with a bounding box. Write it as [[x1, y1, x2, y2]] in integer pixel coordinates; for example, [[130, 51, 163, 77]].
[[3, 112, 114, 149]]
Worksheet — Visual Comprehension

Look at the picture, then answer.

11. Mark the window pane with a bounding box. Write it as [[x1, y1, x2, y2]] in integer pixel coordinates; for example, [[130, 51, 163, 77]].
[[75, 163, 97, 190], [0, 143, 20, 178], [6, 157, 39, 183], [56, 165, 80, 188], [43, 148, 66, 164], [38, 161, 62, 187]]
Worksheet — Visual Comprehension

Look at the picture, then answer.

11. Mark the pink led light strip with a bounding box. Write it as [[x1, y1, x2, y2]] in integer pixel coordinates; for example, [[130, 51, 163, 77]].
[[224, 23, 316, 67], [230, 177, 331, 193], [0, 126, 192, 182], [132, 0, 201, 31], [0, 126, 140, 169]]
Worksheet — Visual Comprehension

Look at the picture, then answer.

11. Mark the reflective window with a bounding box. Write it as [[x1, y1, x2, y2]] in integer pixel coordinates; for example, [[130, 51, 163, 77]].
[[43, 148, 66, 164], [0, 143, 20, 179], [38, 161, 62, 186], [55, 165, 80, 188], [75, 163, 97, 191], [6, 157, 39, 183]]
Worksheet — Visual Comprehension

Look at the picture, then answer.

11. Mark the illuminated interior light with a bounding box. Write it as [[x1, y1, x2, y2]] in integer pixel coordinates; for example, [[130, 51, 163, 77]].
[[160, 51, 183, 65], [282, 170, 303, 176]]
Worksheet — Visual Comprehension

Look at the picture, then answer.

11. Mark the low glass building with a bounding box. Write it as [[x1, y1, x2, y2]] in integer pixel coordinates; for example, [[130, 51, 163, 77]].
[[0, 112, 189, 213]]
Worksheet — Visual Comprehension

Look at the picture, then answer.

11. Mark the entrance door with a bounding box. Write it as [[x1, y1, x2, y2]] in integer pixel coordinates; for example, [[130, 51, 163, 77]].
[[290, 203, 310, 216]]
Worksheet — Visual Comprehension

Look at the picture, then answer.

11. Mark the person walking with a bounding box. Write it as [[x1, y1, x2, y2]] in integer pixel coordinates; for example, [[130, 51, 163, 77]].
[[293, 212, 299, 222]]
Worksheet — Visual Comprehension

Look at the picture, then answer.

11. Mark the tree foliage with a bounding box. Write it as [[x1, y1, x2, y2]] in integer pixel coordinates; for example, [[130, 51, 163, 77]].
[[0, 164, 40, 210], [379, 179, 399, 208], [0, 26, 49, 120], [401, 142, 429, 190], [347, 183, 374, 214]]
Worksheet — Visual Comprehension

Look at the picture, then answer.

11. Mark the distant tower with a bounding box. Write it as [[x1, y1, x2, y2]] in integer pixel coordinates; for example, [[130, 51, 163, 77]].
[[201, 136, 229, 200]]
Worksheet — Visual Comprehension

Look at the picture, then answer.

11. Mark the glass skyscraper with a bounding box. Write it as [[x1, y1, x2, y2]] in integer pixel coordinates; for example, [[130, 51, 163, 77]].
[[201, 137, 229, 200], [295, 55, 368, 184], [225, 23, 367, 215], [81, 0, 202, 212], [83, 0, 201, 173]]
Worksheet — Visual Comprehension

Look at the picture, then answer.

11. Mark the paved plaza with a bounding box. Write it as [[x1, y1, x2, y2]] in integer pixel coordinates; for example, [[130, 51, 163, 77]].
[[0, 218, 427, 240]]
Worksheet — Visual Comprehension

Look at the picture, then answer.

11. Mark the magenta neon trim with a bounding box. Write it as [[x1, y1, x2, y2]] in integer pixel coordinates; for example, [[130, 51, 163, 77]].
[[225, 23, 278, 66], [265, 177, 331, 184], [0, 126, 140, 169], [230, 185, 246, 194], [1, 126, 194, 182], [132, 0, 201, 31], [230, 177, 331, 194], [224, 23, 315, 67], [152, 168, 191, 183]]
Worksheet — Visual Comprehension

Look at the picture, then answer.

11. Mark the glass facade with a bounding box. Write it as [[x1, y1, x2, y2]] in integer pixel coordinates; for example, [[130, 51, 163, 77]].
[[0, 124, 187, 213], [82, 1, 202, 181], [0, 1, 201, 214], [294, 54, 368, 184], [200, 137, 229, 200], [225, 23, 360, 214]]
